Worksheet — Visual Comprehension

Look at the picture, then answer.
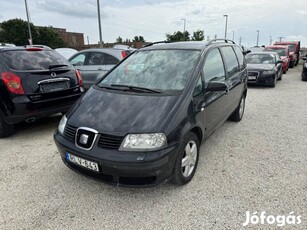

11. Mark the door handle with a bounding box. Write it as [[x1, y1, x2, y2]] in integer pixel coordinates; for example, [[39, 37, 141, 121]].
[[97, 67, 104, 70]]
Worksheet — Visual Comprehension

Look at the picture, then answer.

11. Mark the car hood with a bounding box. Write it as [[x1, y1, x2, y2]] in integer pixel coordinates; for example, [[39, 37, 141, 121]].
[[67, 87, 182, 135], [247, 64, 274, 71]]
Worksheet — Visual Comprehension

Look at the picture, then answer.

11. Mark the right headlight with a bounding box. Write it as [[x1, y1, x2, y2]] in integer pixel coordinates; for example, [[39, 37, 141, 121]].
[[58, 115, 67, 135], [119, 133, 167, 151]]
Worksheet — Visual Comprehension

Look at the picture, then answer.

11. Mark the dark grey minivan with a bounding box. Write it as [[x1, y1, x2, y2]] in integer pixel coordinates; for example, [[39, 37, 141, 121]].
[[54, 40, 248, 186]]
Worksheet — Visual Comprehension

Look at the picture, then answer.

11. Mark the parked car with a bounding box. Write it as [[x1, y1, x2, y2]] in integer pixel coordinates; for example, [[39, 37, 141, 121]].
[[54, 39, 248, 186], [245, 52, 283, 87], [55, 48, 78, 59], [248, 46, 265, 53], [274, 41, 300, 67], [0, 46, 84, 137], [302, 56, 307, 81], [69, 48, 134, 89], [263, 45, 289, 74]]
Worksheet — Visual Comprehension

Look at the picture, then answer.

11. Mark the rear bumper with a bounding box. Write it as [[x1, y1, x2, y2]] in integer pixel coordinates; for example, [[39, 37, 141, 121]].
[[3, 90, 83, 124], [54, 131, 181, 187]]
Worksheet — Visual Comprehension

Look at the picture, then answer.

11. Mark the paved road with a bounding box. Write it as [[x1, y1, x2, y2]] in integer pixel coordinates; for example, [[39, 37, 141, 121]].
[[1, 66, 306, 230]]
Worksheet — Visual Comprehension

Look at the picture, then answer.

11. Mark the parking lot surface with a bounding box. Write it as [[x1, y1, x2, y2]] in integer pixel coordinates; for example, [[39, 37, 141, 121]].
[[0, 67, 306, 229]]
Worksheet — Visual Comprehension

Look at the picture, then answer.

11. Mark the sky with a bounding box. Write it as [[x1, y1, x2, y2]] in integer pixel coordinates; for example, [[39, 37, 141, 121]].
[[1, 0, 307, 47]]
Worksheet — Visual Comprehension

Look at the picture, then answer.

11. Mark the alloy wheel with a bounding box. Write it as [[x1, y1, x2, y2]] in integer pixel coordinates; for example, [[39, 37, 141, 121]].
[[182, 141, 197, 177]]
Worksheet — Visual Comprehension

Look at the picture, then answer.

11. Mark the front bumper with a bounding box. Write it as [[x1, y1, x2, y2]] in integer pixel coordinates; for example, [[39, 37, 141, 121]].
[[54, 131, 181, 187], [302, 67, 307, 81], [247, 72, 275, 86]]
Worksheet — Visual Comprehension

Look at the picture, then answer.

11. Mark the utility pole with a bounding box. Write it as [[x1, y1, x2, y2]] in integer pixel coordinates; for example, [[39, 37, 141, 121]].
[[239, 37, 242, 45], [97, 0, 103, 47], [232, 30, 235, 41], [87, 36, 90, 45], [256, 30, 260, 46], [181, 19, 186, 41], [223, 15, 228, 39], [24, 0, 32, 45], [269, 36, 273, 45], [278, 36, 284, 42]]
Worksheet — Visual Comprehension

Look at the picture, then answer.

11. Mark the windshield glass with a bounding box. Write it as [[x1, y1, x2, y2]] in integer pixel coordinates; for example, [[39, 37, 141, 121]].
[[99, 49, 200, 92], [246, 53, 275, 64], [264, 48, 286, 56], [1, 50, 70, 70], [287, 44, 295, 52]]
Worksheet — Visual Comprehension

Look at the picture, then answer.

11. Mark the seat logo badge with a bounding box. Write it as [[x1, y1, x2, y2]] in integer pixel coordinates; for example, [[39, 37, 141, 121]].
[[80, 134, 89, 145], [51, 72, 56, 77]]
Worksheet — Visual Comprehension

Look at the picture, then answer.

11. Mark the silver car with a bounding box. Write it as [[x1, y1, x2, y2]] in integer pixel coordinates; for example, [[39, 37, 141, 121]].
[[69, 48, 134, 89]]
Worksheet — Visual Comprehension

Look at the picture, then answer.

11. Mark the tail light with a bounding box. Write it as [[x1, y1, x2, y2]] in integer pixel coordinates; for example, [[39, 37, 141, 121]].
[[121, 51, 127, 59], [1, 72, 25, 95], [75, 69, 83, 86], [26, 47, 43, 51]]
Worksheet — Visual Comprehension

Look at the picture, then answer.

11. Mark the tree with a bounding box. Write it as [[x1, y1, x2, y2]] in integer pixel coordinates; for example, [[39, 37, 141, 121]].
[[191, 30, 204, 41], [132, 36, 145, 42], [0, 18, 37, 45], [166, 31, 190, 41], [116, 36, 123, 43], [36, 26, 65, 48], [0, 18, 65, 48]]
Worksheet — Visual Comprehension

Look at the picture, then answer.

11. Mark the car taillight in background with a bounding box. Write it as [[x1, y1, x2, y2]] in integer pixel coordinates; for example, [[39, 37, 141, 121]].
[[25, 47, 43, 51], [121, 51, 128, 59], [1, 72, 25, 95], [75, 69, 83, 86]]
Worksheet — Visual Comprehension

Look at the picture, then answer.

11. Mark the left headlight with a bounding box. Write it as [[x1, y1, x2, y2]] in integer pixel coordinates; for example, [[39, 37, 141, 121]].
[[58, 115, 67, 135], [119, 133, 167, 151], [263, 70, 274, 75]]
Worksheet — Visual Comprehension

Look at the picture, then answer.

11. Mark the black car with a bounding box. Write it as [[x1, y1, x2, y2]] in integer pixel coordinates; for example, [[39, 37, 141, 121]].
[[54, 40, 248, 186], [302, 56, 307, 81], [245, 52, 283, 87], [0, 46, 84, 137]]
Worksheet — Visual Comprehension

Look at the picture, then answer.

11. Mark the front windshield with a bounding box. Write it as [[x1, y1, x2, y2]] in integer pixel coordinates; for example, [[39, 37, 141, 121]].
[[287, 44, 295, 52], [246, 54, 275, 64], [265, 48, 286, 56], [99, 49, 200, 92]]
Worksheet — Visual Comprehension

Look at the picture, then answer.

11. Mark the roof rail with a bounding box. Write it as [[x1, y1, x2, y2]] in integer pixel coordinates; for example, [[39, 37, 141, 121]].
[[207, 39, 235, 45], [143, 41, 171, 47]]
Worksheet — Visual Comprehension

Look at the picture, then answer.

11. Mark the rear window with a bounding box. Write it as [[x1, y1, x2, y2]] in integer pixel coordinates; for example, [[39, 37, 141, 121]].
[[1, 50, 70, 70], [265, 48, 286, 56]]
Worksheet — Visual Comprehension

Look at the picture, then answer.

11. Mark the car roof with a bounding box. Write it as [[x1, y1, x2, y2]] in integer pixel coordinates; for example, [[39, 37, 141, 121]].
[[265, 45, 288, 49], [274, 41, 298, 45], [247, 52, 277, 55], [0, 46, 52, 52]]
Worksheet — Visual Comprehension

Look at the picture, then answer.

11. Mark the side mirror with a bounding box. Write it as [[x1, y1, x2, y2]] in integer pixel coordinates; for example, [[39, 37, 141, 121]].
[[206, 82, 228, 92], [243, 50, 251, 55], [302, 57, 306, 61], [277, 60, 283, 64]]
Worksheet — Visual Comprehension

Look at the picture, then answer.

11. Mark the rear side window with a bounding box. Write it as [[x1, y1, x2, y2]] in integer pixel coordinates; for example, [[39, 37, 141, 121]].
[[203, 48, 226, 83], [1, 50, 69, 70], [220, 46, 240, 78], [104, 53, 119, 65], [233, 46, 245, 69], [88, 52, 105, 65]]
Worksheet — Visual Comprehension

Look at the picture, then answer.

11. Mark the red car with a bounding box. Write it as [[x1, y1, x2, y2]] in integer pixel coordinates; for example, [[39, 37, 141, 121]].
[[274, 41, 300, 68], [264, 45, 289, 73]]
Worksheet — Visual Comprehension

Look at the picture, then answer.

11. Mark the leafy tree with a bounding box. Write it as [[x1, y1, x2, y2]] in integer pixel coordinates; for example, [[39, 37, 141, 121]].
[[133, 36, 145, 42], [36, 26, 65, 48], [0, 18, 37, 45], [0, 18, 65, 48], [116, 36, 123, 43], [166, 31, 190, 41], [191, 30, 204, 41]]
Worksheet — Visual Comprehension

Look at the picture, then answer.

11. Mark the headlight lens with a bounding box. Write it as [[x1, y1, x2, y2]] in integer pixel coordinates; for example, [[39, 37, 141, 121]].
[[263, 70, 274, 75], [58, 115, 67, 135], [119, 133, 167, 151]]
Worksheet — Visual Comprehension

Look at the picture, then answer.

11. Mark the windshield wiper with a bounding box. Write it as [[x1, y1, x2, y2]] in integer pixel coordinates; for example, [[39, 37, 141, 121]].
[[111, 84, 161, 93], [48, 64, 69, 70]]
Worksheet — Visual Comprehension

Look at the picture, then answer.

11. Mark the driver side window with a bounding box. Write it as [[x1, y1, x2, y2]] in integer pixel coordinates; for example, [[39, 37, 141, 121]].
[[203, 48, 226, 84]]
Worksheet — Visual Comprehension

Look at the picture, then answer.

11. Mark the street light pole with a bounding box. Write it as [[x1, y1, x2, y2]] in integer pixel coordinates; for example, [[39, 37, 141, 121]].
[[232, 30, 235, 41], [181, 18, 186, 41], [97, 0, 103, 47], [223, 15, 228, 39], [256, 30, 260, 46], [24, 0, 32, 45]]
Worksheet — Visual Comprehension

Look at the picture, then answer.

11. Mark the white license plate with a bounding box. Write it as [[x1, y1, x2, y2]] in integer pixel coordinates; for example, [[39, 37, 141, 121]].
[[248, 76, 257, 80], [65, 153, 99, 172]]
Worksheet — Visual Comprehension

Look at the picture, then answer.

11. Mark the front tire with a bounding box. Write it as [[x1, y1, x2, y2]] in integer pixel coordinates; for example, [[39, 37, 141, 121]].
[[172, 132, 200, 186], [229, 95, 246, 122], [0, 117, 14, 138]]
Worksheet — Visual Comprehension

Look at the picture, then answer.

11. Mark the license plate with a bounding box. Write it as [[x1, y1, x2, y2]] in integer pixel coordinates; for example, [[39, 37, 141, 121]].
[[248, 76, 257, 80], [40, 81, 69, 92], [65, 153, 99, 172]]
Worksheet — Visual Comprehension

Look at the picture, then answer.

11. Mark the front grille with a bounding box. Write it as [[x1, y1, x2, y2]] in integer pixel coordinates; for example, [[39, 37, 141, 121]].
[[248, 71, 259, 77], [98, 134, 124, 150], [76, 128, 97, 150], [63, 124, 77, 142]]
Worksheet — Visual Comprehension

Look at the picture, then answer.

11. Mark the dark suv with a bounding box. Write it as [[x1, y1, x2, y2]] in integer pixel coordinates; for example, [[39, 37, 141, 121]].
[[54, 40, 247, 186], [0, 46, 84, 137]]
